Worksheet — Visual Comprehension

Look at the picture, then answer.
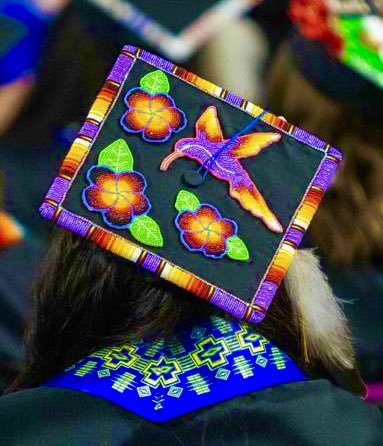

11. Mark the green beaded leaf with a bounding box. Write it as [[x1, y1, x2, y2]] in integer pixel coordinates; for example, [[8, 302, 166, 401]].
[[226, 236, 250, 262], [129, 215, 164, 247], [140, 70, 170, 94], [98, 139, 134, 172], [175, 190, 200, 212]]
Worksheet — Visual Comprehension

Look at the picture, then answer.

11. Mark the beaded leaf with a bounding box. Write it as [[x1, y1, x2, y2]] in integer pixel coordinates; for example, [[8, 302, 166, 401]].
[[175, 190, 200, 212], [226, 236, 250, 262], [130, 215, 164, 247], [140, 70, 170, 94], [98, 139, 134, 172]]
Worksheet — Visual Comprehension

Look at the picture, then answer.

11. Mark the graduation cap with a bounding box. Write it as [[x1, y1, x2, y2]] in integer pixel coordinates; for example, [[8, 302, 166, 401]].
[[289, 0, 383, 120], [40, 46, 342, 324], [79, 0, 262, 61]]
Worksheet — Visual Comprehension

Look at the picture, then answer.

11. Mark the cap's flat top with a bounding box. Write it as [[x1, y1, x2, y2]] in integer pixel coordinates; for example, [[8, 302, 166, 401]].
[[130, 0, 219, 34], [40, 47, 341, 323], [62, 58, 322, 302]]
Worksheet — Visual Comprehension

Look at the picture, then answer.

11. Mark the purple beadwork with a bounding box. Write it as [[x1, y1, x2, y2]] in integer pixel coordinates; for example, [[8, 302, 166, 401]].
[[312, 158, 338, 191], [57, 210, 92, 237], [39, 203, 56, 220], [45, 177, 70, 204], [210, 289, 247, 320], [108, 53, 135, 84], [292, 127, 327, 151], [141, 252, 162, 273]]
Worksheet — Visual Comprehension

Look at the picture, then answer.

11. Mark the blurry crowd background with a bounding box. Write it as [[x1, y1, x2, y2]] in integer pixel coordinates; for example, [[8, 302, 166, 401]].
[[0, 0, 382, 400]]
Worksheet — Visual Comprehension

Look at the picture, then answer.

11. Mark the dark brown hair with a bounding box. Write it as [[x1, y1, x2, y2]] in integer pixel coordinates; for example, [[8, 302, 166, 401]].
[[10, 230, 313, 392], [268, 43, 383, 265]]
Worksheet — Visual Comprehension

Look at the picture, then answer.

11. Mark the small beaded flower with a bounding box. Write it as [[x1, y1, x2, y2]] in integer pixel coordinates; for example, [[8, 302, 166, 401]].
[[121, 87, 186, 143], [83, 166, 151, 229], [175, 204, 238, 259]]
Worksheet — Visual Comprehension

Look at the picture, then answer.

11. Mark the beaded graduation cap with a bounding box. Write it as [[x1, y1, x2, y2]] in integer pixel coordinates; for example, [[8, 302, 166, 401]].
[[290, 0, 383, 87], [40, 46, 342, 324], [81, 0, 262, 61]]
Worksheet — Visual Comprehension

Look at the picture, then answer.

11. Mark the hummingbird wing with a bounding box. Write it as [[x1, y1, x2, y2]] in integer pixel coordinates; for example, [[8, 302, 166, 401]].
[[231, 133, 281, 159], [195, 106, 224, 142], [194, 108, 283, 232], [229, 173, 283, 234], [226, 132, 283, 233]]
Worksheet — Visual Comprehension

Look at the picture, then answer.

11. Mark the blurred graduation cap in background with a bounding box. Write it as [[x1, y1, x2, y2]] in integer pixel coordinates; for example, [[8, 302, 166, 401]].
[[289, 0, 383, 121], [76, 0, 263, 61]]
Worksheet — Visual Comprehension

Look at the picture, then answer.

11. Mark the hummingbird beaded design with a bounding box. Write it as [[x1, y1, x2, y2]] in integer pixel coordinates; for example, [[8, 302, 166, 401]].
[[160, 106, 283, 233]]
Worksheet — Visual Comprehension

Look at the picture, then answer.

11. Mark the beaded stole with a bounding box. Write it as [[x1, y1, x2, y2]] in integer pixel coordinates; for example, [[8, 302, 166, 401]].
[[46, 316, 306, 423]]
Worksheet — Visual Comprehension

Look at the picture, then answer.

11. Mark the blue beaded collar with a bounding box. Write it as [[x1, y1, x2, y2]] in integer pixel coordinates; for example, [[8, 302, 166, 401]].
[[45, 316, 306, 423]]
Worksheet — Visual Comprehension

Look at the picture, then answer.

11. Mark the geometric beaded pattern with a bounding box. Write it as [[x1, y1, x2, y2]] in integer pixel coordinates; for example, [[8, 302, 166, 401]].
[[46, 316, 306, 423]]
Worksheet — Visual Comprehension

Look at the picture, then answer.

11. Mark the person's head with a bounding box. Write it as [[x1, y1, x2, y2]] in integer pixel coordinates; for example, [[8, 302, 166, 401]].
[[10, 230, 356, 392]]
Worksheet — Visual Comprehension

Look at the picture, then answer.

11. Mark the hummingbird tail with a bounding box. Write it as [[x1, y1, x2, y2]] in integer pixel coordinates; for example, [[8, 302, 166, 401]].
[[230, 185, 283, 234]]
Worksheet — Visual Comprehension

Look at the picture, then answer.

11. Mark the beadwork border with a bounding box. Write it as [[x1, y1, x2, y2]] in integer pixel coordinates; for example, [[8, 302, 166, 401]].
[[40, 46, 343, 324], [86, 0, 262, 61]]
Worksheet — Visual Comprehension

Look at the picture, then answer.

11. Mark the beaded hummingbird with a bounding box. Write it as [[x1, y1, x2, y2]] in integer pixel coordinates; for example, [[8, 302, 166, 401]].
[[160, 106, 283, 233]]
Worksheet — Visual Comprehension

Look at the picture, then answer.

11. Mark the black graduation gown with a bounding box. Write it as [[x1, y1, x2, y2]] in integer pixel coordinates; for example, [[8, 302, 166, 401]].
[[326, 264, 383, 381], [0, 315, 382, 444], [0, 379, 382, 445]]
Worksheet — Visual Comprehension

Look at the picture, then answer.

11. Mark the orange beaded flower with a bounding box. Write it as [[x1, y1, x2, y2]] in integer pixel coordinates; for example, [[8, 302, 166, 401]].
[[121, 88, 187, 143], [175, 204, 237, 259], [83, 166, 151, 229]]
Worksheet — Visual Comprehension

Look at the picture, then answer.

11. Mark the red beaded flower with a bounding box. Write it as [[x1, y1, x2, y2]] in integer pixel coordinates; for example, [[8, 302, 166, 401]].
[[289, 0, 344, 55], [121, 88, 187, 143], [82, 166, 151, 229], [175, 204, 237, 259]]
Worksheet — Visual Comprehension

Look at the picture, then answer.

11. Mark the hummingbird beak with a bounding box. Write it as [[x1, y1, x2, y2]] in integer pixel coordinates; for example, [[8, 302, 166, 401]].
[[160, 150, 184, 171]]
